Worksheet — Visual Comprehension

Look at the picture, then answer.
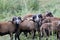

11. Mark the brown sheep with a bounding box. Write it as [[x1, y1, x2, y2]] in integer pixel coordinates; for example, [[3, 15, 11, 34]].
[[32, 14, 43, 40], [15, 19, 36, 40], [40, 21, 60, 40], [0, 16, 22, 40], [0, 21, 16, 40]]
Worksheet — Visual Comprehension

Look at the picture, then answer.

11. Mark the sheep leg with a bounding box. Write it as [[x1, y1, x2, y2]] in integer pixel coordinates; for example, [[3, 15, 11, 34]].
[[45, 29, 49, 40], [10, 33, 13, 40], [38, 30, 41, 40], [33, 31, 36, 39], [31, 30, 36, 40], [24, 31, 27, 37], [15, 31, 21, 40], [17, 35, 20, 40], [15, 33, 20, 40], [15, 33, 18, 40], [57, 32, 60, 40], [29, 32, 31, 35]]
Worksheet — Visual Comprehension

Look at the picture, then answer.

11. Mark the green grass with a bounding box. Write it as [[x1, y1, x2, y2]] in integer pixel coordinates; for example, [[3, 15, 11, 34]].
[[0, 0, 60, 21], [0, 0, 60, 40]]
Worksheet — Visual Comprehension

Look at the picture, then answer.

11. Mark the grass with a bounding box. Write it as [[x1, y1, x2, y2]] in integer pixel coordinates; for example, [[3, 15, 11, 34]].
[[0, 0, 60, 40]]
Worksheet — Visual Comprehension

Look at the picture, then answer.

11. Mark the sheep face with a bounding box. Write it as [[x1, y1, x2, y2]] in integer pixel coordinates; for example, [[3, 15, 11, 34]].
[[32, 14, 42, 23], [46, 11, 53, 17], [12, 17, 22, 25]]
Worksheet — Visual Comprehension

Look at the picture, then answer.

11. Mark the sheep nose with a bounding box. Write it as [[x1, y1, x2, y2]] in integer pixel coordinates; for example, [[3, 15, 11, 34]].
[[16, 20, 20, 24], [35, 19, 40, 23]]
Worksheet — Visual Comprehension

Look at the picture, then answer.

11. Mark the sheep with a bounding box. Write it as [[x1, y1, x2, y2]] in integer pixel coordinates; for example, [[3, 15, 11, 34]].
[[0, 16, 22, 40], [15, 19, 37, 40], [0, 21, 16, 40], [40, 21, 60, 40], [32, 14, 43, 40]]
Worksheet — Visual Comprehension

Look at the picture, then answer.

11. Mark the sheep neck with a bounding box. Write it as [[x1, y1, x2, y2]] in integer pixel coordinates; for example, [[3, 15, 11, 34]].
[[15, 24, 19, 32], [35, 22, 40, 31]]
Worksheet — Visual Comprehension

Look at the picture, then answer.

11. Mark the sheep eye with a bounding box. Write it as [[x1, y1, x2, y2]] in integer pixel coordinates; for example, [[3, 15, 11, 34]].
[[38, 14, 42, 18], [18, 17, 21, 20], [33, 15, 36, 19], [13, 17, 17, 21]]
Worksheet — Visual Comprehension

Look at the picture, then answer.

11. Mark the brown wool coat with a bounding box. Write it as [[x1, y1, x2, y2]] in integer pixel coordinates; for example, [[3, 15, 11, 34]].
[[0, 21, 16, 34]]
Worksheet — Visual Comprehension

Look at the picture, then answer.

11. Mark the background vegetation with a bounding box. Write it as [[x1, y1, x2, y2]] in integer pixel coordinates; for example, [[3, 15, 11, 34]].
[[0, 0, 60, 40]]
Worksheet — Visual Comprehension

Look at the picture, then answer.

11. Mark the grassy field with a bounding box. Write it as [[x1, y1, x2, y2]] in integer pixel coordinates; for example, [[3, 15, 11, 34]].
[[0, 0, 60, 40]]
